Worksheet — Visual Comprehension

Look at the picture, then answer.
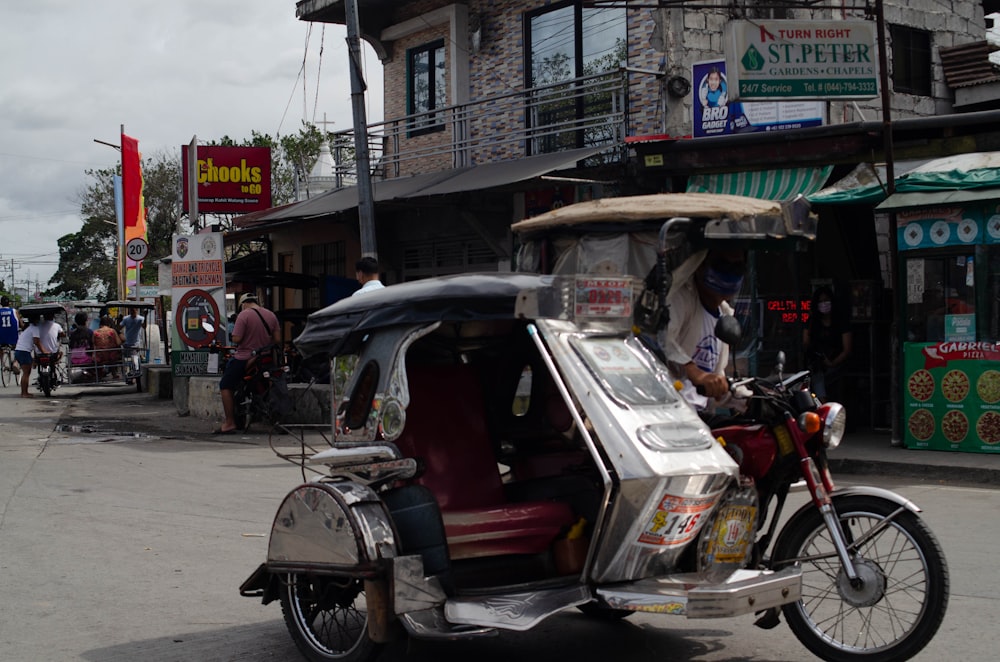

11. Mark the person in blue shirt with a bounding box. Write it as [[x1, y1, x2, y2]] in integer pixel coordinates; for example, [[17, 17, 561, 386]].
[[0, 296, 21, 374], [121, 307, 145, 348]]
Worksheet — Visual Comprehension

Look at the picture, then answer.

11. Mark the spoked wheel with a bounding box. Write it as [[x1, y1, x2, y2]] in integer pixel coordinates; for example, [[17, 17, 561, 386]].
[[279, 573, 380, 662], [773, 495, 949, 662], [0, 351, 11, 387]]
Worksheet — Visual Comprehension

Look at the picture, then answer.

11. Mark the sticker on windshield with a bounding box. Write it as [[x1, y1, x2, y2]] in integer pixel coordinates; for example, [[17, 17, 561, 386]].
[[574, 278, 633, 317], [638, 493, 718, 546]]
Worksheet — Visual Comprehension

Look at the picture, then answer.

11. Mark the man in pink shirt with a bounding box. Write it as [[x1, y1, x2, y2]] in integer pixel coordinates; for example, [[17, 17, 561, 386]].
[[214, 293, 280, 434]]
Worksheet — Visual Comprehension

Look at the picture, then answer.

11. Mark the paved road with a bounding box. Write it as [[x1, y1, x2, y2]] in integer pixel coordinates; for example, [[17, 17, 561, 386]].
[[0, 386, 994, 661]]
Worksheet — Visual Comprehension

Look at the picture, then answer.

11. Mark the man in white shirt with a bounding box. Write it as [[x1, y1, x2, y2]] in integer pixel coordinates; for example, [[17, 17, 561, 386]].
[[352, 257, 385, 296], [661, 249, 746, 406], [35, 311, 65, 358]]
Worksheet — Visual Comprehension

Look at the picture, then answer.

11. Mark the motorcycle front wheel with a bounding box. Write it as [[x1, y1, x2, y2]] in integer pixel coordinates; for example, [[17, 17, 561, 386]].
[[279, 572, 380, 662], [772, 495, 949, 662]]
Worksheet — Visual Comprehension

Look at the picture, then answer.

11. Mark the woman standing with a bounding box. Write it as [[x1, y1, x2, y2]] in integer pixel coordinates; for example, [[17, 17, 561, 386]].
[[803, 285, 853, 403], [14, 314, 39, 398]]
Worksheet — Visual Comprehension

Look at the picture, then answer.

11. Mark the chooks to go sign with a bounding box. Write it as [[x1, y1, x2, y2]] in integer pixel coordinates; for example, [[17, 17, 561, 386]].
[[724, 20, 880, 101]]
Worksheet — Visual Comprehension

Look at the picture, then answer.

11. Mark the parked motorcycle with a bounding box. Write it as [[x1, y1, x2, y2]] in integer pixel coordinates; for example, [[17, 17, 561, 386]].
[[240, 274, 947, 662], [208, 336, 291, 432]]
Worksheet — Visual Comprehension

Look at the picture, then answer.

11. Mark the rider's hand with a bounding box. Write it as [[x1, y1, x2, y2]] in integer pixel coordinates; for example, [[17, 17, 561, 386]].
[[687, 364, 729, 399]]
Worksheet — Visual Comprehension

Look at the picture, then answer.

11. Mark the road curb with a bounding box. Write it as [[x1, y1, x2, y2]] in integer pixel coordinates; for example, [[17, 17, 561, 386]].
[[828, 457, 1000, 486]]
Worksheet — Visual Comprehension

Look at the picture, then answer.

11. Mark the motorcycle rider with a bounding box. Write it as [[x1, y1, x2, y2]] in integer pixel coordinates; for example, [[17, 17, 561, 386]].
[[660, 249, 746, 408], [35, 311, 65, 361], [214, 293, 280, 434]]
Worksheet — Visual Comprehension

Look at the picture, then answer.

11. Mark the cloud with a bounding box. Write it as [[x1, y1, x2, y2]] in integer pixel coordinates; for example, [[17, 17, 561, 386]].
[[0, 0, 382, 289]]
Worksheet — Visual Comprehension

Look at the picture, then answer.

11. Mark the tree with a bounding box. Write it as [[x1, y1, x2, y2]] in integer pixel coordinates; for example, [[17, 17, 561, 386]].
[[48, 151, 184, 299]]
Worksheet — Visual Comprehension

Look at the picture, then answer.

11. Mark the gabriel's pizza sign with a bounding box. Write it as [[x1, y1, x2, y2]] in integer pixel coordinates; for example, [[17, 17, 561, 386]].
[[903, 342, 1000, 452]]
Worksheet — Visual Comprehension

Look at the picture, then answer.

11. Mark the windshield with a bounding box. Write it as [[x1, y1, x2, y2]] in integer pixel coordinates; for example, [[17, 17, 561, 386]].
[[570, 335, 679, 406]]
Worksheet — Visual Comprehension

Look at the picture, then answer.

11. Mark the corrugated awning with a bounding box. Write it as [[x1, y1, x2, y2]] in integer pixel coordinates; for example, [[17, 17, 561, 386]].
[[808, 163, 890, 205], [876, 151, 1000, 210], [232, 146, 611, 227], [409, 145, 610, 197], [686, 166, 833, 201]]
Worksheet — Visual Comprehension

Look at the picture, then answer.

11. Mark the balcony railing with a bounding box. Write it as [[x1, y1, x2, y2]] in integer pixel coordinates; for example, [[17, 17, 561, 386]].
[[322, 69, 632, 183]]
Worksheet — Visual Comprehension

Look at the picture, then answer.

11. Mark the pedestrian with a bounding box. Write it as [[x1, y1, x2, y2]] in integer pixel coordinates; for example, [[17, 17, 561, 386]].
[[14, 313, 39, 398], [803, 285, 852, 403], [0, 296, 21, 375], [214, 293, 280, 434], [352, 256, 385, 296], [121, 306, 145, 348]]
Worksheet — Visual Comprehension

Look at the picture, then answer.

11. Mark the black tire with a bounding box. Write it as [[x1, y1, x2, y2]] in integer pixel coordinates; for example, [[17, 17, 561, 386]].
[[0, 351, 10, 387], [772, 495, 949, 662], [279, 573, 381, 662], [39, 368, 52, 397], [576, 602, 634, 620]]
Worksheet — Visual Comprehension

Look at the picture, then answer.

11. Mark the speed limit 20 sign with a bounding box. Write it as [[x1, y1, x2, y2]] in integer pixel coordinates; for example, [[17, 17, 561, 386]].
[[126, 237, 149, 262]]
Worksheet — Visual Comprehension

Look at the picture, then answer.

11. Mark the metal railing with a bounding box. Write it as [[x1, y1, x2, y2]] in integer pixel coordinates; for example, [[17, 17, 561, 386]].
[[322, 69, 632, 181]]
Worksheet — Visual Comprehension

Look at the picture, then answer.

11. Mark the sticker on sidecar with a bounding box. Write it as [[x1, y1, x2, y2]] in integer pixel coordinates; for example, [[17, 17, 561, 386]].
[[574, 277, 633, 317], [638, 493, 718, 546]]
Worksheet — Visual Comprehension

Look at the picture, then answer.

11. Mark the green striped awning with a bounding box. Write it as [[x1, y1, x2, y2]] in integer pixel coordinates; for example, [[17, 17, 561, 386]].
[[687, 166, 834, 201]]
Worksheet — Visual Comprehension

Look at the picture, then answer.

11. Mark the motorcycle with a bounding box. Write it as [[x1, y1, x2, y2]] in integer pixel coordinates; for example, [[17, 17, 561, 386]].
[[207, 334, 291, 432], [240, 195, 947, 662], [34, 351, 62, 397]]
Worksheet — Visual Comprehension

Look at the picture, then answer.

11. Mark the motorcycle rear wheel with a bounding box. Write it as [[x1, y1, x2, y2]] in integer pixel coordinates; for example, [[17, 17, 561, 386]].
[[279, 572, 380, 662], [38, 369, 52, 397], [773, 495, 948, 662]]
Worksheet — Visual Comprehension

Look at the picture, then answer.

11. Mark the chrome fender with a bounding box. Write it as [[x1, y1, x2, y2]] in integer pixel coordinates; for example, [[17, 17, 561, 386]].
[[267, 481, 396, 575], [771, 485, 921, 558]]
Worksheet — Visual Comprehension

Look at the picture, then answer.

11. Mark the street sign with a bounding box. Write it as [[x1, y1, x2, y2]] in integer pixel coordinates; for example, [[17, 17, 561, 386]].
[[724, 20, 879, 101], [126, 237, 149, 262]]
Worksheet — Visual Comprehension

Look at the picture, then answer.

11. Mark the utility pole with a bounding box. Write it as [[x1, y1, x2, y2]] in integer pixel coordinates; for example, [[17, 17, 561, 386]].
[[344, 0, 378, 259]]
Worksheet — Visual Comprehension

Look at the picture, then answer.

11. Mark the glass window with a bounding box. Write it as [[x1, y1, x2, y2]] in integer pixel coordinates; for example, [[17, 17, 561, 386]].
[[407, 40, 446, 135], [989, 246, 1000, 342], [890, 25, 932, 96], [904, 254, 976, 343], [527, 1, 626, 153], [570, 335, 679, 406]]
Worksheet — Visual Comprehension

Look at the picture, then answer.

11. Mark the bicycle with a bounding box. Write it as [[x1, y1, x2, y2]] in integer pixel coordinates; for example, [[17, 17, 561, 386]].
[[0, 344, 17, 387]]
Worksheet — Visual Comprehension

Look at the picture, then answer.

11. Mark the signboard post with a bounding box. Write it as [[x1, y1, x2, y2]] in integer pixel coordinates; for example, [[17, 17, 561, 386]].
[[170, 232, 227, 377], [724, 20, 879, 101]]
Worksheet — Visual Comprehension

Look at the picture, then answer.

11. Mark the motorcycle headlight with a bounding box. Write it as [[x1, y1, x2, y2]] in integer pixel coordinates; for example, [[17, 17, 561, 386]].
[[821, 403, 847, 449]]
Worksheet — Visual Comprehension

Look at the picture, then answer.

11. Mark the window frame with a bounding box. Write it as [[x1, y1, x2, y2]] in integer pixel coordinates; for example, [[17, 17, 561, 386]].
[[406, 39, 447, 137], [890, 24, 932, 96]]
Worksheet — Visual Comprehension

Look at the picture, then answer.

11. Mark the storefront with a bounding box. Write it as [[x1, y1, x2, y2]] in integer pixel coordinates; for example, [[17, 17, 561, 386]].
[[878, 153, 1000, 452]]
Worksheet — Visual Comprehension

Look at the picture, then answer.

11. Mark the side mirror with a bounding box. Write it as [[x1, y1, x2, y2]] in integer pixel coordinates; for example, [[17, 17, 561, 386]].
[[714, 315, 742, 347]]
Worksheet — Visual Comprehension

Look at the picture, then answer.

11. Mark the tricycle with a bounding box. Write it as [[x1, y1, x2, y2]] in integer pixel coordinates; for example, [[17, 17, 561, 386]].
[[67, 300, 156, 392], [241, 194, 947, 662]]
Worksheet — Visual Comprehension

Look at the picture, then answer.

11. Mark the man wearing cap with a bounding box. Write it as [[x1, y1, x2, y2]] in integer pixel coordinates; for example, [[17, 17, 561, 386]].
[[215, 293, 280, 434], [661, 249, 746, 404]]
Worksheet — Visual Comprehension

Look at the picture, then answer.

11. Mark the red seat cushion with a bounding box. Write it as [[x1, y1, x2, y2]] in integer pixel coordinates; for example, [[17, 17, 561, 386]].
[[397, 363, 576, 559], [443, 501, 576, 560]]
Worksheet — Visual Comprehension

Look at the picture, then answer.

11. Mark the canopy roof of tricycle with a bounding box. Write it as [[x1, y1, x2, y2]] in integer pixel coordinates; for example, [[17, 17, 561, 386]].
[[19, 302, 68, 318], [101, 300, 156, 312], [295, 273, 559, 358], [511, 192, 816, 244]]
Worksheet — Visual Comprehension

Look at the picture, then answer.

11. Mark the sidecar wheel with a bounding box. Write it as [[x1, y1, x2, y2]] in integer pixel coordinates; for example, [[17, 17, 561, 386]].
[[279, 572, 380, 662], [772, 495, 949, 662]]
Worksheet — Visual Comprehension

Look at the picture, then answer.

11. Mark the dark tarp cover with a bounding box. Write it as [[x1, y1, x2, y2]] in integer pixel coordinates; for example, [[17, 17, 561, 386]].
[[294, 273, 553, 358]]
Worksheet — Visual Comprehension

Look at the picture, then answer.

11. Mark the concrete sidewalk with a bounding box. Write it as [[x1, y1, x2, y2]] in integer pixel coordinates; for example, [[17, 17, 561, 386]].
[[828, 430, 1000, 486]]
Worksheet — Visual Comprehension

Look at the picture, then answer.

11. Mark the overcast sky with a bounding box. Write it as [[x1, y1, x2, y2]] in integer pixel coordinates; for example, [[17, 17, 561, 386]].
[[0, 0, 383, 295]]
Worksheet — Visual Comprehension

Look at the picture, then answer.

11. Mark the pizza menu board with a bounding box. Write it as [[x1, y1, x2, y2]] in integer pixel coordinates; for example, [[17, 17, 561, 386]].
[[903, 342, 1000, 452]]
